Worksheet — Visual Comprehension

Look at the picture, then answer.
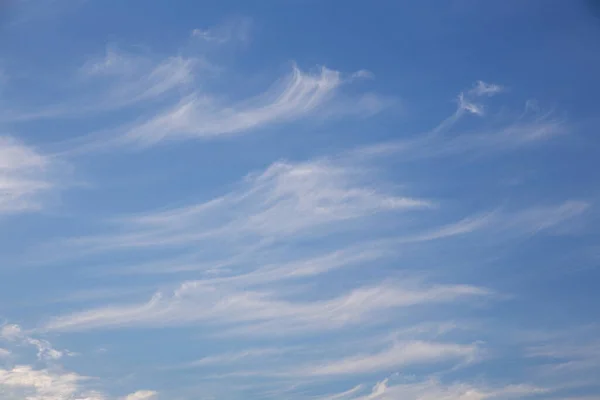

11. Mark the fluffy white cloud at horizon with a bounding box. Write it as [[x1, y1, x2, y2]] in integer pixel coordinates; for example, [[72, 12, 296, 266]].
[[0, 0, 599, 399]]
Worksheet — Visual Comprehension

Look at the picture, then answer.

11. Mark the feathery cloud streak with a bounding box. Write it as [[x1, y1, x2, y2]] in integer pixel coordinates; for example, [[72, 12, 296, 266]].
[[0, 136, 58, 215], [322, 378, 547, 400], [2, 27, 387, 150], [43, 280, 488, 333]]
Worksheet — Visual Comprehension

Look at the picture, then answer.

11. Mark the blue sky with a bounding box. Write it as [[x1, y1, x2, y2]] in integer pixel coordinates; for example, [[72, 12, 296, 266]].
[[0, 0, 599, 399]]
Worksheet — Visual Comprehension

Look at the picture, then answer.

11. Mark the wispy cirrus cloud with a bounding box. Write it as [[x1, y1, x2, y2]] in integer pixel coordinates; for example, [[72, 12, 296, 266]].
[[42, 279, 488, 333], [10, 76, 587, 400], [0, 136, 58, 215], [191, 16, 253, 44], [354, 82, 564, 161], [3, 47, 198, 122], [2, 23, 389, 150], [523, 326, 600, 388], [32, 81, 588, 350], [0, 1, 597, 398], [400, 200, 590, 244], [119, 65, 364, 146], [300, 340, 479, 377], [322, 378, 548, 400], [177, 348, 287, 369], [58, 157, 431, 254], [189, 335, 482, 382], [33, 81, 584, 277], [78, 47, 197, 109], [469, 80, 505, 97]]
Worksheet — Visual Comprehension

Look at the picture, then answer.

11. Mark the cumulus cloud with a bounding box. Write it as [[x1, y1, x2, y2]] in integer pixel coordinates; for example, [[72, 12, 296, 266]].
[[0, 324, 22, 341], [0, 366, 156, 400], [0, 322, 155, 400], [122, 391, 158, 400], [0, 365, 94, 400]]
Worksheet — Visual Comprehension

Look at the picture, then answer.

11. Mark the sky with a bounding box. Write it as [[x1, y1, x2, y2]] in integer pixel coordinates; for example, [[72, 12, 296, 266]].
[[0, 0, 599, 399]]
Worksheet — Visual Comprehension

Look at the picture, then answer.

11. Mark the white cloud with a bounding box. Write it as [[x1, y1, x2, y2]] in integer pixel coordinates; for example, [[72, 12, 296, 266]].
[[302, 341, 479, 376], [504, 200, 590, 235], [120, 65, 373, 145], [122, 391, 158, 400], [361, 116, 565, 160], [0, 324, 23, 341], [192, 243, 391, 286], [325, 378, 547, 400], [3, 3, 593, 398], [191, 16, 252, 44], [397, 200, 590, 244], [469, 80, 504, 97], [81, 47, 196, 106], [321, 384, 365, 400], [457, 80, 504, 117], [0, 321, 154, 400], [25, 338, 64, 361], [0, 365, 156, 400], [81, 47, 147, 77], [181, 348, 286, 368], [2, 32, 387, 149], [62, 157, 430, 252], [0, 365, 93, 400], [400, 213, 497, 243], [457, 91, 485, 116], [6, 48, 197, 123], [113, 238, 390, 279], [1, 324, 64, 361], [524, 328, 600, 382], [370, 379, 389, 398], [43, 280, 488, 333], [0, 136, 56, 215], [354, 82, 563, 162]]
